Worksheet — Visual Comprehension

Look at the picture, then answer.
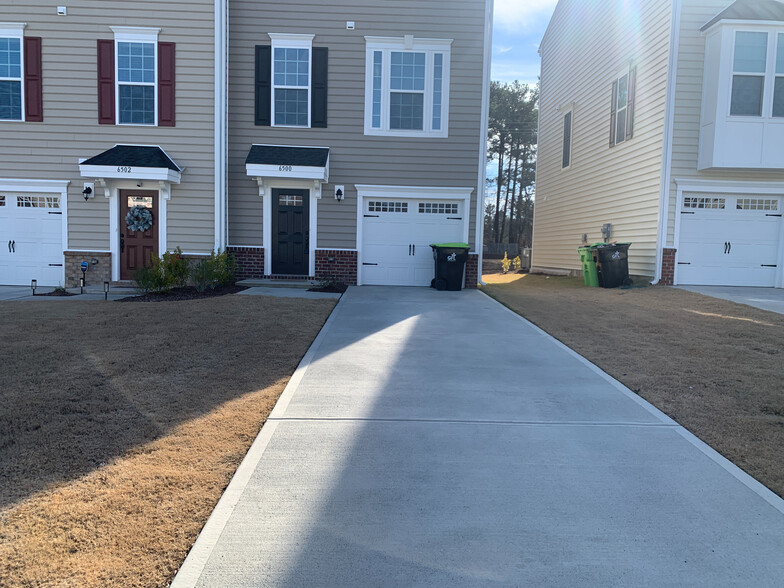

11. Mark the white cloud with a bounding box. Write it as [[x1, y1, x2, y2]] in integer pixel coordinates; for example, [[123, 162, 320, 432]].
[[493, 0, 559, 34], [494, 45, 514, 54]]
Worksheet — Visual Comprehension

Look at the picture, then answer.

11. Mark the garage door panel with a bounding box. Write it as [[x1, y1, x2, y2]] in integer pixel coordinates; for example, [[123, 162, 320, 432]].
[[678, 196, 782, 287], [361, 197, 465, 286]]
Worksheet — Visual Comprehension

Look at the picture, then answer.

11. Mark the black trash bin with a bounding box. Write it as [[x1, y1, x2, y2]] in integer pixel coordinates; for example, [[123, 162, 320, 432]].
[[594, 243, 631, 288], [430, 243, 470, 291]]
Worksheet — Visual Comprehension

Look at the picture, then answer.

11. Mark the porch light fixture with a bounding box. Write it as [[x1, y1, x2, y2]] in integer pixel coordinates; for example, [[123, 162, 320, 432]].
[[82, 183, 94, 200], [334, 185, 345, 202], [104, 281, 109, 301], [31, 279, 37, 295]]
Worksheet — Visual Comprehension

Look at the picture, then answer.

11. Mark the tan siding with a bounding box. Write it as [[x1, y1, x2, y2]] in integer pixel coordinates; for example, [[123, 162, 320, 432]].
[[533, 0, 671, 277], [0, 1, 215, 252], [667, 0, 784, 245], [227, 0, 486, 250]]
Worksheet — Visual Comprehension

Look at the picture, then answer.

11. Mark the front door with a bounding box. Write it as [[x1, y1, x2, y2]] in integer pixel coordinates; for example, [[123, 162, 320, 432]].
[[272, 188, 309, 275], [120, 190, 158, 280]]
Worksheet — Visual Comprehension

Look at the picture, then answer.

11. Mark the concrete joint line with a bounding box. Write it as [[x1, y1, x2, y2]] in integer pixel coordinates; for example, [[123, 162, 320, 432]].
[[267, 416, 681, 428]]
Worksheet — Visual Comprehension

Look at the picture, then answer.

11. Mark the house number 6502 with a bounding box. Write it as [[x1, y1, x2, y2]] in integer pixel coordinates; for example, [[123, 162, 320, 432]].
[[117, 166, 132, 173], [278, 165, 292, 172]]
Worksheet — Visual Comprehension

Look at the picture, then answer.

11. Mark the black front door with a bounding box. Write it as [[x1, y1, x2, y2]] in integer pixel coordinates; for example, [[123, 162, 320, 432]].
[[272, 188, 309, 275]]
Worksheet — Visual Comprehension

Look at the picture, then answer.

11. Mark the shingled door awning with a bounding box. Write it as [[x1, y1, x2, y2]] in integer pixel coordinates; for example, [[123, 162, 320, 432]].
[[79, 145, 182, 183], [245, 144, 330, 182]]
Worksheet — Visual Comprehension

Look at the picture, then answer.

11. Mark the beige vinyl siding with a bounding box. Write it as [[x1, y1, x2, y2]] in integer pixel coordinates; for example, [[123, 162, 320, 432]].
[[666, 0, 784, 245], [0, 1, 215, 252], [533, 0, 671, 277], [227, 0, 485, 250]]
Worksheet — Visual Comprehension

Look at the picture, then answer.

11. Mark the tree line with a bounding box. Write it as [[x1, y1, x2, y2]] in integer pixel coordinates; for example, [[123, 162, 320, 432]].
[[486, 81, 538, 248]]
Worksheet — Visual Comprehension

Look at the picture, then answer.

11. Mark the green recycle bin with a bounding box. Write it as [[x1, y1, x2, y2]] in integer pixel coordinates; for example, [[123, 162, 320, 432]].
[[578, 246, 600, 287]]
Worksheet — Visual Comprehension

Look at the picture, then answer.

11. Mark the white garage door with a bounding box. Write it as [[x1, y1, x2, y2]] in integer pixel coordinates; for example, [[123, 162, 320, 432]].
[[362, 198, 466, 286], [0, 193, 64, 286], [678, 194, 782, 287]]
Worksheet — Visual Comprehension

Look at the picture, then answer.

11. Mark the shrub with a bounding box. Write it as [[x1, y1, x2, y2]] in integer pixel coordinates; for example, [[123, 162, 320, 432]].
[[133, 247, 189, 293], [191, 250, 236, 292]]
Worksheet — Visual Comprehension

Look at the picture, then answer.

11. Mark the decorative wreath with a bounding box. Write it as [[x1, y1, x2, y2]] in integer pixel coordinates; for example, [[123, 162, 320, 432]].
[[125, 206, 154, 232]]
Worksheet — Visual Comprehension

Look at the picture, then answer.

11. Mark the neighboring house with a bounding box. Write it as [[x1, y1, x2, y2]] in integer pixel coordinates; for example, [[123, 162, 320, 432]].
[[533, 0, 784, 288], [0, 0, 491, 289]]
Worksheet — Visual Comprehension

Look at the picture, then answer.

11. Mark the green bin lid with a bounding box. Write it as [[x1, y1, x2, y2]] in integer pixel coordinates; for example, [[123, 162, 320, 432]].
[[430, 242, 470, 248]]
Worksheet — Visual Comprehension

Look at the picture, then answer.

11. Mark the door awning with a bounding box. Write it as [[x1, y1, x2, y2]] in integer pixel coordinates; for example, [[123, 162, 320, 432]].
[[245, 144, 329, 182], [79, 145, 182, 183]]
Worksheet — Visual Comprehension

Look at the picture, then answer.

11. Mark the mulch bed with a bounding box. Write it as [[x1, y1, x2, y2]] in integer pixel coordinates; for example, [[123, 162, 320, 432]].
[[117, 284, 247, 302], [34, 290, 76, 297], [307, 283, 348, 293]]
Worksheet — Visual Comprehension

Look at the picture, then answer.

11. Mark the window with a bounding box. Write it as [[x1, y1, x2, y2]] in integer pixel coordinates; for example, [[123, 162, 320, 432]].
[[365, 36, 452, 137], [109, 27, 160, 126], [562, 110, 572, 168], [368, 201, 407, 213], [269, 34, 314, 128], [16, 195, 60, 208], [0, 33, 22, 121], [418, 202, 458, 214], [683, 196, 726, 210], [737, 198, 778, 211], [610, 66, 636, 147], [731, 31, 767, 116]]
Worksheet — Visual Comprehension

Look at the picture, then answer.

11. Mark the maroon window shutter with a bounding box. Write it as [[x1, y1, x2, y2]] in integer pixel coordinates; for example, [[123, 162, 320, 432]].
[[97, 39, 115, 124], [23, 37, 43, 122], [158, 41, 175, 126]]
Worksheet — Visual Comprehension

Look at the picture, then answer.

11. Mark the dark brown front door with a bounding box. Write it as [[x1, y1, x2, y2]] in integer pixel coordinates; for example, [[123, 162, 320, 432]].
[[120, 190, 158, 280], [272, 188, 309, 275]]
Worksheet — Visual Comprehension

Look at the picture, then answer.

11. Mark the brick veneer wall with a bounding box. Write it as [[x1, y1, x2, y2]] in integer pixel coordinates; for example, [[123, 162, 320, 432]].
[[228, 247, 265, 280], [315, 249, 357, 285], [464, 253, 479, 288], [64, 251, 112, 288], [660, 248, 676, 285]]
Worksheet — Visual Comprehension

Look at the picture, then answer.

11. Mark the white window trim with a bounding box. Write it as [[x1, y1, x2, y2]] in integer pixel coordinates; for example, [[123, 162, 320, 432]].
[[0, 22, 27, 123], [111, 26, 160, 127], [612, 68, 629, 146], [724, 26, 784, 119], [269, 33, 314, 129], [364, 36, 452, 138], [561, 104, 573, 169]]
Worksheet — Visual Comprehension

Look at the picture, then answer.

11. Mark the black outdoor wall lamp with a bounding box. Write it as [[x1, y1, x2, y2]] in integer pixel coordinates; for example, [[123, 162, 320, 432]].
[[334, 185, 345, 202], [82, 182, 94, 200]]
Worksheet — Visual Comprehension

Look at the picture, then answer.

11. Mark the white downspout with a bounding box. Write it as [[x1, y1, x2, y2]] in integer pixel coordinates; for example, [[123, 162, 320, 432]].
[[214, 0, 228, 250], [475, 0, 494, 285]]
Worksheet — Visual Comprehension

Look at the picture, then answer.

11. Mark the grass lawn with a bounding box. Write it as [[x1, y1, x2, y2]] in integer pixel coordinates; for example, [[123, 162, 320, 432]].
[[482, 270, 784, 499], [0, 295, 336, 587]]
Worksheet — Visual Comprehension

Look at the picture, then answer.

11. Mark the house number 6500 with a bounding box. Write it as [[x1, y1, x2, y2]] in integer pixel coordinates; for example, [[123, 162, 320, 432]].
[[278, 165, 292, 172], [117, 166, 132, 173]]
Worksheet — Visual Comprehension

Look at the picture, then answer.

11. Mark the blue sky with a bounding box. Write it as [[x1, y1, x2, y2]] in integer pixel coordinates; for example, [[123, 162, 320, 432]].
[[491, 0, 559, 84]]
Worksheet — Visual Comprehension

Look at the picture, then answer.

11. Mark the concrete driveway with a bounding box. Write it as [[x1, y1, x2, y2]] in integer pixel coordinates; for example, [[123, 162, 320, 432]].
[[677, 285, 784, 315], [174, 287, 784, 587]]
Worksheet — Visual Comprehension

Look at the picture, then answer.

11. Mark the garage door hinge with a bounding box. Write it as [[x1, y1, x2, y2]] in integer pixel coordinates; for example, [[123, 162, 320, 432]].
[[49, 263, 63, 267], [363, 214, 379, 218], [761, 264, 777, 267], [362, 262, 378, 266], [680, 211, 695, 215], [447, 217, 462, 220], [677, 262, 691, 265], [48, 211, 62, 215], [765, 213, 782, 217]]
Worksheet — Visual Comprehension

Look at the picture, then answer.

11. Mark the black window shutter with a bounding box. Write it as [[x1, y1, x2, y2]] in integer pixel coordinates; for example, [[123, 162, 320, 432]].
[[311, 47, 328, 128], [562, 111, 571, 168], [626, 65, 636, 141], [255, 45, 271, 126], [609, 79, 618, 147]]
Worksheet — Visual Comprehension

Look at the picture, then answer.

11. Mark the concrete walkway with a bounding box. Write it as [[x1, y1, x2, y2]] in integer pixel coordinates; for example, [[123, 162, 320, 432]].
[[174, 287, 784, 587], [677, 285, 784, 315]]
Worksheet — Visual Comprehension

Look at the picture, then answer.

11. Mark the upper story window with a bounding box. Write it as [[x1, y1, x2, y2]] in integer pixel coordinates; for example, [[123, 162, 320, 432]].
[[562, 109, 572, 168], [0, 36, 22, 120], [98, 27, 174, 127], [270, 33, 313, 127], [112, 28, 159, 126], [728, 30, 784, 118], [364, 36, 452, 138], [255, 34, 327, 129], [609, 65, 636, 147]]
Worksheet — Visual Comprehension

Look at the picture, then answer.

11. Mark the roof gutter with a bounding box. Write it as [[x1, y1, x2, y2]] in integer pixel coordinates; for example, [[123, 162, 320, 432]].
[[653, 0, 681, 285]]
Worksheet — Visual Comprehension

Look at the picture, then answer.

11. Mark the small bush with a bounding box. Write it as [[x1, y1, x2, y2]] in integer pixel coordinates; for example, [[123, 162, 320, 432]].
[[192, 250, 236, 292], [133, 247, 189, 293]]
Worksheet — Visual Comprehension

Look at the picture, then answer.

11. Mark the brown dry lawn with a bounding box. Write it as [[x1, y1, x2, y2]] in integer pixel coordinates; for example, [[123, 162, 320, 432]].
[[482, 269, 784, 498], [0, 295, 336, 587]]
